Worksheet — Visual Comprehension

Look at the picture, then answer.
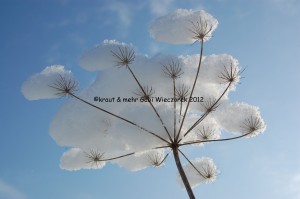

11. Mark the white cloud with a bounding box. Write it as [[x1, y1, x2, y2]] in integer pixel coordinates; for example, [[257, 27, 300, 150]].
[[0, 179, 27, 199]]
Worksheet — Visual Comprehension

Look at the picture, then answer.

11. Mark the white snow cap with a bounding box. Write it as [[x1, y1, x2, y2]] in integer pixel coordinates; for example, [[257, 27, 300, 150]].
[[60, 148, 105, 170], [22, 65, 73, 100], [215, 102, 266, 137], [150, 9, 218, 44], [79, 40, 133, 71], [178, 157, 219, 188]]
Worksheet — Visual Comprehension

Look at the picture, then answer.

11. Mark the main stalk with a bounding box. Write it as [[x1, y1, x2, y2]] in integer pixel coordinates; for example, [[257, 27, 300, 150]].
[[172, 146, 195, 199]]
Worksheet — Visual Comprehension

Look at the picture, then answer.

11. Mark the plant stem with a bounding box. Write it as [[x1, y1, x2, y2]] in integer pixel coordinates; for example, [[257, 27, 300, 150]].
[[173, 78, 176, 140], [176, 40, 204, 141], [173, 147, 195, 199]]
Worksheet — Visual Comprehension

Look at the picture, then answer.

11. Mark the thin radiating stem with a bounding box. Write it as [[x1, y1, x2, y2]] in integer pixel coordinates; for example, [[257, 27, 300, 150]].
[[126, 65, 173, 142], [69, 93, 170, 144], [178, 149, 206, 179], [176, 40, 204, 142], [173, 78, 177, 140], [179, 132, 252, 146], [182, 82, 232, 139]]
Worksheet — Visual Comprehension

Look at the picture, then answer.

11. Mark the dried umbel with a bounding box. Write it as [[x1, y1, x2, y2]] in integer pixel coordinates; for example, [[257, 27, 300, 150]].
[[189, 17, 213, 42], [241, 116, 265, 137], [162, 59, 184, 80], [49, 74, 78, 97], [111, 46, 135, 67], [85, 150, 104, 168], [23, 8, 266, 199], [134, 86, 155, 101]]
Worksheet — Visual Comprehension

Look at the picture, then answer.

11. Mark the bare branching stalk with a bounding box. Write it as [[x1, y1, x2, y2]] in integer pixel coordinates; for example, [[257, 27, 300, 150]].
[[162, 59, 183, 140], [112, 46, 173, 142]]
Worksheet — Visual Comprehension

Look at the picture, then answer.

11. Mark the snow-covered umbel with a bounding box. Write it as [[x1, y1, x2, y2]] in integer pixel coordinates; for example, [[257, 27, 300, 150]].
[[150, 9, 218, 44], [60, 148, 105, 170], [36, 39, 264, 174], [22, 65, 73, 100], [215, 102, 266, 137], [178, 157, 219, 188], [22, 9, 266, 194]]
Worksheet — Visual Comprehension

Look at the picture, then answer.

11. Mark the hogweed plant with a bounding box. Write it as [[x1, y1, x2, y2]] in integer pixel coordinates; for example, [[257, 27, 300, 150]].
[[22, 9, 266, 199]]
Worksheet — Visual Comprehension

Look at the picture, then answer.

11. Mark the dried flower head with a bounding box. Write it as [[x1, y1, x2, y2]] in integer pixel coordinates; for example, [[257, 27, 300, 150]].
[[162, 59, 184, 80], [218, 63, 243, 84], [134, 86, 155, 101], [85, 149, 105, 168], [201, 98, 219, 113], [189, 17, 213, 42], [197, 126, 216, 141], [147, 152, 167, 167], [198, 163, 218, 182], [175, 84, 190, 101], [49, 74, 78, 97], [111, 46, 135, 67], [241, 116, 265, 136]]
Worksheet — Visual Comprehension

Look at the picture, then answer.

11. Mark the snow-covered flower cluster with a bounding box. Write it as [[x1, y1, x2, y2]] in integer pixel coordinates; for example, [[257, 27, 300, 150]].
[[22, 9, 265, 191]]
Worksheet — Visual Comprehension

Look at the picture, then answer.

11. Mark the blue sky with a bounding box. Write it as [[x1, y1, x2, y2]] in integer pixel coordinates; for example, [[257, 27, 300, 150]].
[[1, 0, 300, 199]]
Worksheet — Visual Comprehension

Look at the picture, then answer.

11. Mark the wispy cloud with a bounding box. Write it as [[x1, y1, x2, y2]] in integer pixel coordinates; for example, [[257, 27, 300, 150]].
[[0, 179, 27, 199], [149, 0, 174, 16], [105, 1, 132, 28]]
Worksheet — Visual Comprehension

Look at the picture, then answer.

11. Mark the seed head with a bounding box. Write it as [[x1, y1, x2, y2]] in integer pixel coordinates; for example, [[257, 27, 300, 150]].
[[85, 149, 105, 168], [241, 116, 265, 136], [147, 152, 166, 167], [188, 17, 213, 42], [218, 63, 244, 84], [198, 163, 218, 182], [111, 46, 135, 67], [162, 59, 183, 80], [175, 84, 190, 101], [197, 126, 216, 141], [134, 86, 155, 101], [201, 98, 219, 113], [49, 74, 78, 97]]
